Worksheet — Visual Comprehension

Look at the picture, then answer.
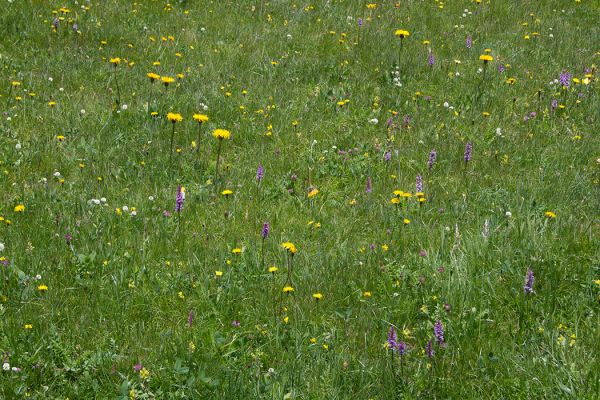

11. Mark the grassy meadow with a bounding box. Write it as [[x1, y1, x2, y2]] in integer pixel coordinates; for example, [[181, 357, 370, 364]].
[[1, 0, 599, 398]]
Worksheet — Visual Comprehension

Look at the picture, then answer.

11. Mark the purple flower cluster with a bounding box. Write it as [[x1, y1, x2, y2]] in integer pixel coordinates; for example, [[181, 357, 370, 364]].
[[256, 164, 264, 182], [416, 175, 423, 193], [428, 51, 435, 67], [464, 141, 473, 163], [262, 222, 270, 239], [466, 35, 472, 49], [366, 176, 372, 193], [524, 268, 534, 294], [175, 186, 184, 212], [559, 70, 571, 88], [428, 149, 437, 171], [434, 320, 444, 344]]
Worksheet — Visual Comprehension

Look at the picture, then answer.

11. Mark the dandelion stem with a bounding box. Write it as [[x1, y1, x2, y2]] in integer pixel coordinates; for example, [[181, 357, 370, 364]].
[[215, 139, 223, 187], [169, 123, 175, 163]]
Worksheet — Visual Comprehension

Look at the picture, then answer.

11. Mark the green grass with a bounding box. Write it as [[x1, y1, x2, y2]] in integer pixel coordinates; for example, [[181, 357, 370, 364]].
[[0, 0, 599, 398]]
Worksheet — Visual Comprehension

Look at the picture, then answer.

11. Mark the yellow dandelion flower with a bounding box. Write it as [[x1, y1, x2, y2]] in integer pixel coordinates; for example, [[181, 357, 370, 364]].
[[14, 204, 25, 213], [38, 284, 48, 292], [232, 248, 243, 254], [215, 270, 223, 277], [307, 188, 319, 198], [544, 211, 556, 219], [281, 242, 297, 254], [193, 114, 209, 123], [161, 76, 175, 86], [147, 72, 160, 82], [268, 266, 278, 273], [363, 291, 372, 298], [213, 129, 231, 140], [312, 293, 323, 300], [109, 57, 121, 65], [479, 54, 494, 63], [282, 286, 295, 293], [221, 189, 233, 196], [394, 29, 410, 38], [166, 112, 183, 123]]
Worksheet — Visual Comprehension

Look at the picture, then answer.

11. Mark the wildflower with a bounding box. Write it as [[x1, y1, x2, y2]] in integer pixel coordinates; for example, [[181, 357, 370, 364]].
[[416, 175, 423, 193], [167, 112, 183, 123], [403, 218, 411, 225], [221, 189, 233, 196], [14, 204, 25, 213], [187, 310, 194, 327], [544, 211, 556, 219], [425, 340, 434, 358], [397, 341, 407, 356], [281, 242, 297, 254], [147, 72, 160, 82], [282, 286, 294, 293], [428, 51, 435, 66], [524, 268, 534, 294], [175, 186, 184, 212], [231, 248, 242, 254], [559, 70, 571, 88], [387, 326, 397, 349], [427, 149, 437, 170], [215, 270, 223, 277], [312, 293, 323, 300], [464, 141, 473, 163], [139, 368, 150, 380], [109, 57, 121, 66], [434, 320, 444, 344], [161, 76, 175, 87], [24, 324, 32, 329], [394, 29, 410, 38], [269, 266, 278, 273], [466, 35, 472, 49], [38, 284, 48, 292], [307, 188, 319, 198], [363, 291, 372, 297], [479, 54, 493, 63], [213, 129, 231, 140], [366, 176, 372, 193], [193, 114, 209, 123], [262, 222, 270, 239], [232, 320, 241, 327], [256, 164, 264, 183]]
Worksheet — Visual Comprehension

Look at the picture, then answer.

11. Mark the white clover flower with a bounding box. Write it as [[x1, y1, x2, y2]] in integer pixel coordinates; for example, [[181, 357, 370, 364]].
[[92, 199, 101, 205], [443, 102, 449, 108], [122, 206, 129, 212], [2, 363, 9, 371], [100, 197, 107, 203], [505, 211, 512, 217], [0, 242, 4, 252], [148, 196, 155, 201], [121, 104, 128, 110], [369, 118, 379, 124]]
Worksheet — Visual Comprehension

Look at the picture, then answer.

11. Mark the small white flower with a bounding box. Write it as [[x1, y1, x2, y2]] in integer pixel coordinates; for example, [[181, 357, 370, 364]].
[[35, 274, 42, 280], [15, 143, 21, 150], [53, 171, 61, 178], [477, 67, 483, 73], [505, 211, 512, 217], [148, 196, 155, 201], [121, 104, 128, 110], [92, 199, 101, 205], [369, 118, 379, 124], [2, 363, 9, 371], [496, 128, 502, 136], [80, 109, 86, 115], [0, 242, 4, 252], [455, 72, 460, 76], [122, 206, 129, 212], [287, 34, 292, 39], [48, 77, 53, 82], [549, 33, 554, 38], [200, 27, 206, 32], [100, 197, 107, 203], [443, 102, 449, 108], [41, 178, 48, 184], [131, 211, 137, 216], [59, 87, 64, 92]]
